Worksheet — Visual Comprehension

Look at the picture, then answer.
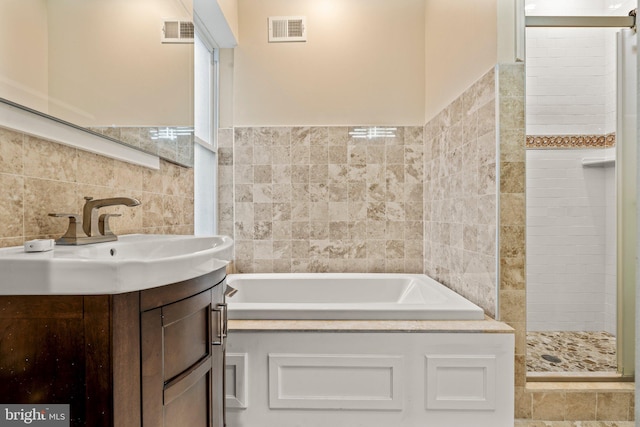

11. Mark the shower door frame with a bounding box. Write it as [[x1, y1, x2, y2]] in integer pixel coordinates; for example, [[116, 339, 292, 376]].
[[615, 27, 636, 380], [524, 14, 637, 380]]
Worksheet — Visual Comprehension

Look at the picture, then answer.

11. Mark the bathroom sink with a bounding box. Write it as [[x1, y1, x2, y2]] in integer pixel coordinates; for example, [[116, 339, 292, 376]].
[[0, 234, 234, 295]]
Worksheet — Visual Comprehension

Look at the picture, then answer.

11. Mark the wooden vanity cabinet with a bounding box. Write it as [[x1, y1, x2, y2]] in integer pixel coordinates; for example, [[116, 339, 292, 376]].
[[140, 271, 226, 427], [0, 268, 227, 427]]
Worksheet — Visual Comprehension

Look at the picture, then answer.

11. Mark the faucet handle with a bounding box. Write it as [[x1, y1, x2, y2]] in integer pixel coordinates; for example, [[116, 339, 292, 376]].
[[48, 213, 89, 243], [98, 213, 121, 236]]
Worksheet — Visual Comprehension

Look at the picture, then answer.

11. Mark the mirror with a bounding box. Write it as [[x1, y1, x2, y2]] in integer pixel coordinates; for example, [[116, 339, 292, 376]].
[[0, 0, 194, 167]]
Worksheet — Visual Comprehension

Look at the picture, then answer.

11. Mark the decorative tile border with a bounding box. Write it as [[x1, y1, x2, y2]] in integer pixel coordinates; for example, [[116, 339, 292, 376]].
[[526, 133, 615, 149]]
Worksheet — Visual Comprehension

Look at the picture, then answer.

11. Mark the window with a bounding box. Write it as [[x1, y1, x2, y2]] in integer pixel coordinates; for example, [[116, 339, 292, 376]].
[[194, 29, 219, 235]]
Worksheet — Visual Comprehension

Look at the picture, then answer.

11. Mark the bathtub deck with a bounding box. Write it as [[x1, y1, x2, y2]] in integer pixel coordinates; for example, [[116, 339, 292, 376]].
[[228, 315, 513, 333]]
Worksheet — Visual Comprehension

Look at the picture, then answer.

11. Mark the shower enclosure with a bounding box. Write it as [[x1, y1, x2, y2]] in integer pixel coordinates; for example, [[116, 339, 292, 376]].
[[524, 0, 636, 379]]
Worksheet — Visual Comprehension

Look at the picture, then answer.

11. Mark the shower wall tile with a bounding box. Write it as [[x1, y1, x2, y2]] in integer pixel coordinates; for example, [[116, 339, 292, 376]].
[[229, 126, 424, 273], [526, 148, 613, 333], [0, 129, 194, 248], [526, 25, 613, 135], [424, 67, 498, 318]]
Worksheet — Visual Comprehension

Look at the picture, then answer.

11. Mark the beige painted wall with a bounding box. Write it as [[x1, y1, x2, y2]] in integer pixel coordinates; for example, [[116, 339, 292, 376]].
[[0, 0, 49, 112], [233, 0, 425, 126], [46, 0, 193, 127], [424, 0, 498, 122], [1, 0, 194, 127]]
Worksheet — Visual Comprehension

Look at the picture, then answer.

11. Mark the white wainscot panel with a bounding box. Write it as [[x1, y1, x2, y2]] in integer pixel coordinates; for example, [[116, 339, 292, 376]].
[[425, 355, 496, 411], [268, 354, 403, 411], [226, 353, 248, 409]]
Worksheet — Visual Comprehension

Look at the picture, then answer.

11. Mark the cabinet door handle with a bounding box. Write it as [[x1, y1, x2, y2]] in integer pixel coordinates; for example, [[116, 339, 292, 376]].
[[211, 303, 227, 346], [221, 302, 228, 339]]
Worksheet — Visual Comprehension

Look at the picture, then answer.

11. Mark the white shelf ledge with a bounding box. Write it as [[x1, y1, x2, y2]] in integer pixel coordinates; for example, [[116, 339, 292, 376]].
[[582, 157, 615, 167]]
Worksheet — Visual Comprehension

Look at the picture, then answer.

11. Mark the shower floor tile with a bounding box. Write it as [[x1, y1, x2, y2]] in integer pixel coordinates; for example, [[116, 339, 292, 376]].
[[526, 331, 617, 373]]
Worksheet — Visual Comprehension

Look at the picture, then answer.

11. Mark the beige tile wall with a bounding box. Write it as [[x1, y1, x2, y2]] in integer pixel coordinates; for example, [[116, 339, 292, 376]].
[[226, 126, 424, 273], [423, 67, 498, 318], [497, 63, 529, 417], [218, 127, 235, 238], [517, 382, 635, 423], [0, 127, 194, 248]]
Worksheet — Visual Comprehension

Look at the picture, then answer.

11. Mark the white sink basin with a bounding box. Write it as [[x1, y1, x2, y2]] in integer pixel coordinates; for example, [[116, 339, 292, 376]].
[[0, 234, 234, 295]]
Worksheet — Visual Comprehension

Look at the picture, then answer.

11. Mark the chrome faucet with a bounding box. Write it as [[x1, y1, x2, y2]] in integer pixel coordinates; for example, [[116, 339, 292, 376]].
[[49, 196, 140, 245]]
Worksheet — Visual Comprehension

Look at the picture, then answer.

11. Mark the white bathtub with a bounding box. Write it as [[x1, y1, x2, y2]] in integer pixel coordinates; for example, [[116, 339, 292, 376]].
[[226, 273, 484, 320]]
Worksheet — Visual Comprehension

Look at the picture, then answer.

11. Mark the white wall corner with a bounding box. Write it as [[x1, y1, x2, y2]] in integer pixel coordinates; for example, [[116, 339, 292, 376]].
[[194, 0, 238, 48], [497, 0, 519, 63]]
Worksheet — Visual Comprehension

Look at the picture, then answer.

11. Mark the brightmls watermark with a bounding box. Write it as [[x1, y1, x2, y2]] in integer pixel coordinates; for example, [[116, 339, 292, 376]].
[[0, 405, 69, 426]]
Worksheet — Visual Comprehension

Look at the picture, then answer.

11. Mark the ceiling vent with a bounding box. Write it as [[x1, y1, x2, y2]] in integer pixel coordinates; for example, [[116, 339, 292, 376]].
[[162, 20, 194, 43], [268, 16, 307, 42]]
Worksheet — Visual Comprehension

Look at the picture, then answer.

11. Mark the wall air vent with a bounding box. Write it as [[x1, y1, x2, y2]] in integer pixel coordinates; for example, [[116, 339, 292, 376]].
[[162, 20, 194, 43], [268, 16, 307, 43]]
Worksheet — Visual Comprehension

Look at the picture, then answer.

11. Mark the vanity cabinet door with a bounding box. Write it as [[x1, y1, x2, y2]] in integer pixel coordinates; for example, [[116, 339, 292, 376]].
[[141, 288, 216, 427], [0, 296, 87, 424]]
